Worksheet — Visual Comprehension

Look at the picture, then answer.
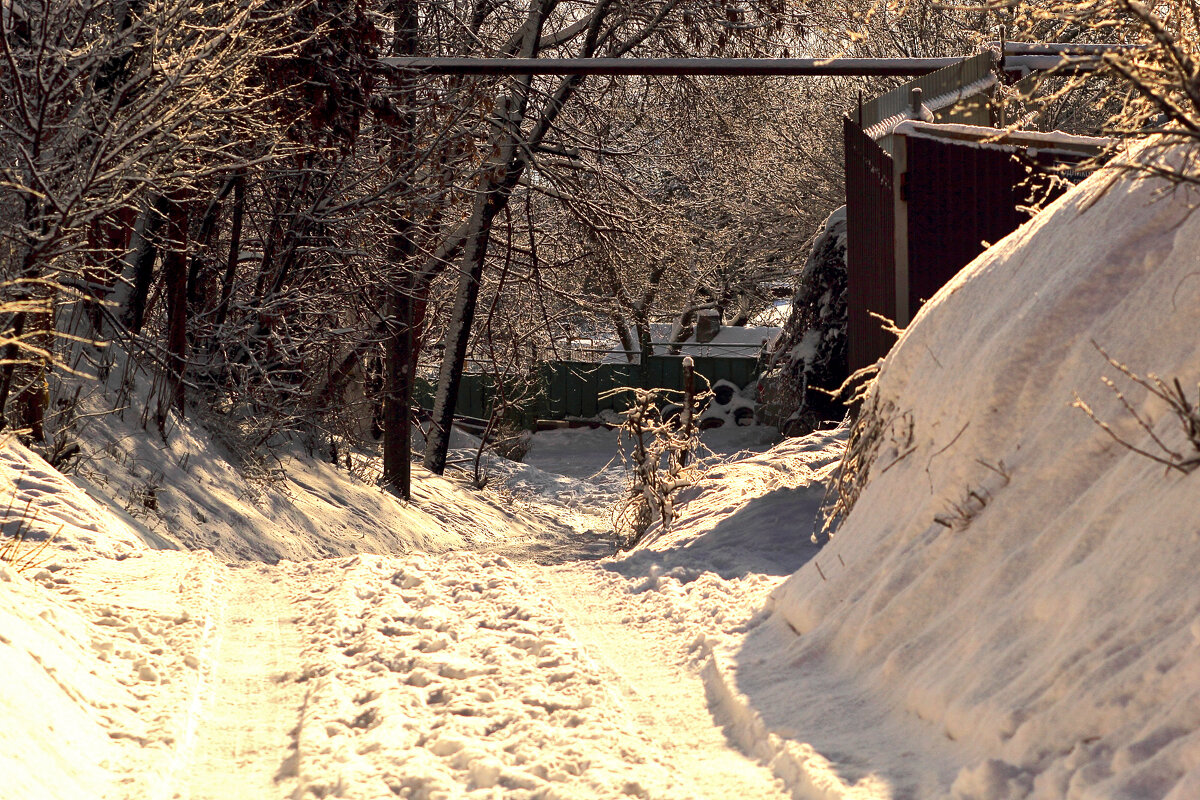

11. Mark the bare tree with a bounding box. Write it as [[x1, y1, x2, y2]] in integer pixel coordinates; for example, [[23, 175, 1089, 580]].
[[997, 0, 1200, 185], [0, 0, 287, 433]]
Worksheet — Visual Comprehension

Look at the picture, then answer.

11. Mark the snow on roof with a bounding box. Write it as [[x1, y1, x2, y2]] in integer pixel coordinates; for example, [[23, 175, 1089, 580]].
[[893, 120, 1116, 157], [674, 324, 779, 359], [602, 322, 778, 362]]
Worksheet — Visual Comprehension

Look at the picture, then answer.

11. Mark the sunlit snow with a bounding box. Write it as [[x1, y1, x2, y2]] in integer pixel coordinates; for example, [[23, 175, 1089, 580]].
[[3, 144, 1200, 799]]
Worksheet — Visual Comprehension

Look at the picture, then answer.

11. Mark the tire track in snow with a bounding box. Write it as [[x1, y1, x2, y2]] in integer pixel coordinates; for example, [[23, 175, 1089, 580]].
[[174, 563, 307, 800], [530, 562, 792, 800]]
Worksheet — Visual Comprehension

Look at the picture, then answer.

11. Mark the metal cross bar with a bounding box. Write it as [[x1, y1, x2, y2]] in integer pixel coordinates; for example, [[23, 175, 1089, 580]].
[[378, 56, 970, 77]]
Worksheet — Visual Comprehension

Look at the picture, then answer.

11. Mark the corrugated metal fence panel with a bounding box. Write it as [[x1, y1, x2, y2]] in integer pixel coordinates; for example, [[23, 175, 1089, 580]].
[[686, 356, 758, 389], [598, 363, 639, 412], [844, 117, 898, 372], [458, 374, 490, 420], [580, 366, 601, 418], [419, 357, 761, 425], [410, 374, 485, 420], [698, 357, 731, 386], [645, 357, 669, 391], [541, 364, 565, 419], [862, 52, 996, 154], [903, 135, 1065, 318], [559, 362, 593, 418]]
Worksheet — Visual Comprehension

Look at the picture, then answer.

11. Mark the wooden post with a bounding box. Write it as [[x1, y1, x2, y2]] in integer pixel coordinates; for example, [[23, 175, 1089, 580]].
[[679, 356, 695, 469]]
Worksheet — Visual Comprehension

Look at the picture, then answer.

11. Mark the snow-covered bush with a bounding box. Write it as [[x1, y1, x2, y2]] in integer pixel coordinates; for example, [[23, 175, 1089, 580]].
[[756, 207, 848, 436]]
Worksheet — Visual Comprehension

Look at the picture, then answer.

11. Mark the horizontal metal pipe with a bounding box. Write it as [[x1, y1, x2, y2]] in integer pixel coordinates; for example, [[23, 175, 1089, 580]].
[[377, 56, 969, 77]]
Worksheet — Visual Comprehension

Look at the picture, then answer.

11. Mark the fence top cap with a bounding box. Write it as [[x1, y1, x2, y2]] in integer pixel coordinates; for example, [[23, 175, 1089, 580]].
[[994, 41, 1132, 57], [893, 121, 1117, 155]]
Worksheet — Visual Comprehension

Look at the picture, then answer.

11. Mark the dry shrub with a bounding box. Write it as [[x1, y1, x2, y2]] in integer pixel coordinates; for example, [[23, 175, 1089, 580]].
[[0, 490, 58, 574], [610, 382, 709, 548], [816, 375, 915, 543], [1074, 341, 1200, 474]]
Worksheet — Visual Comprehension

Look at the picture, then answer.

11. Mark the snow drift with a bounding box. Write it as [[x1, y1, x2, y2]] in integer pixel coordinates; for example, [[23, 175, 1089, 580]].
[[766, 147, 1200, 797]]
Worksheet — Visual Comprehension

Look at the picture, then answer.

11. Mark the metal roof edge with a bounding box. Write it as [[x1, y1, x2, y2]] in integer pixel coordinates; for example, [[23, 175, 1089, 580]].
[[892, 121, 1116, 155]]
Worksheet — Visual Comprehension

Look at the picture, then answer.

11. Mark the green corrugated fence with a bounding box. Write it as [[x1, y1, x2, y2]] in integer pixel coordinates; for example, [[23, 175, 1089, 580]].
[[416, 356, 760, 427]]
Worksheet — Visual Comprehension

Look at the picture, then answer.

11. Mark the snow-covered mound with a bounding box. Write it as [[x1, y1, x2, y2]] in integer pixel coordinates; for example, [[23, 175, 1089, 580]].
[[0, 428, 624, 798], [766, 147, 1200, 797], [56, 398, 560, 561], [618, 429, 844, 580]]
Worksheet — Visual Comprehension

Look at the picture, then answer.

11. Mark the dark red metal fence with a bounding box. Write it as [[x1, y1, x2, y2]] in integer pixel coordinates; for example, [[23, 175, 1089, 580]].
[[845, 121, 1082, 372], [903, 135, 1063, 315], [844, 117, 897, 373]]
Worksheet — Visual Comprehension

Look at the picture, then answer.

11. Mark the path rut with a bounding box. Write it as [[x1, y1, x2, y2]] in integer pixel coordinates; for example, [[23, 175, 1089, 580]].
[[173, 564, 306, 800], [531, 562, 792, 800]]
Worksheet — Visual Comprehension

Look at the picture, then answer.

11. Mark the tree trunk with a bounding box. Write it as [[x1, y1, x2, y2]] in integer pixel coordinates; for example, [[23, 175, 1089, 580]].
[[424, 184, 506, 475], [424, 0, 557, 475], [381, 0, 422, 498], [383, 279, 428, 497], [186, 174, 237, 308], [9, 289, 53, 441], [82, 208, 133, 332], [212, 171, 245, 337], [0, 196, 53, 428], [613, 314, 636, 363], [160, 194, 189, 427], [123, 194, 171, 334], [636, 320, 653, 384]]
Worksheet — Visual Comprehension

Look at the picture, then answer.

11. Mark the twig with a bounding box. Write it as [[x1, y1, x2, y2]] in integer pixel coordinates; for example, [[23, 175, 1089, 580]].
[[926, 421, 970, 493], [975, 458, 1012, 486], [1074, 341, 1200, 474]]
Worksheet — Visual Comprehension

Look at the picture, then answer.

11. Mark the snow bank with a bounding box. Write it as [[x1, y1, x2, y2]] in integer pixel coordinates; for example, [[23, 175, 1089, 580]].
[[1, 441, 156, 559], [0, 559, 124, 800], [61, 398, 558, 561], [0, 440, 221, 799], [0, 417, 621, 794], [766, 146, 1200, 797], [620, 430, 843, 580]]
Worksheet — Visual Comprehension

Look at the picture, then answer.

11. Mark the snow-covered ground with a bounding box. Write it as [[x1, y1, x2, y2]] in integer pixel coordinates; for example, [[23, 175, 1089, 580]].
[[3, 142, 1200, 800], [0, 410, 824, 800]]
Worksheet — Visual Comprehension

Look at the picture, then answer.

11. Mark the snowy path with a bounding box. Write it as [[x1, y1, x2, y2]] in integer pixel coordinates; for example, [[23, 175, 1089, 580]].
[[36, 543, 800, 799], [2, 426, 849, 799], [176, 564, 308, 800], [531, 563, 790, 799]]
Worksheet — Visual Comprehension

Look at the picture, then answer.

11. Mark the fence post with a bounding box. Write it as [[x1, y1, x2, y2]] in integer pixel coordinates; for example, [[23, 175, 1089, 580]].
[[680, 356, 695, 468]]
